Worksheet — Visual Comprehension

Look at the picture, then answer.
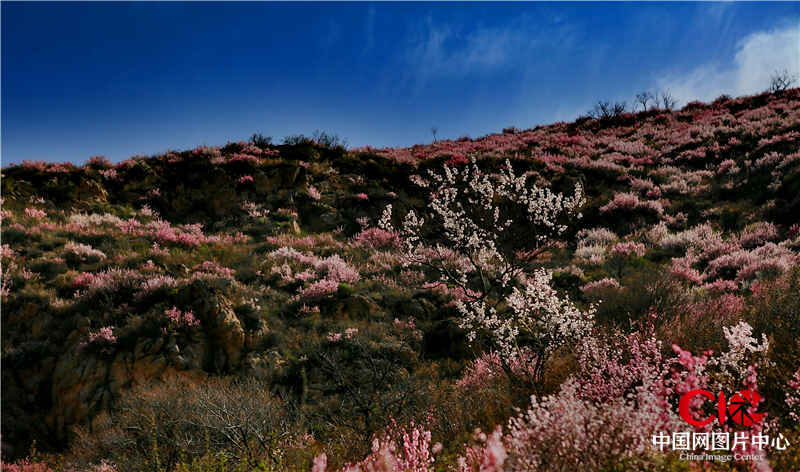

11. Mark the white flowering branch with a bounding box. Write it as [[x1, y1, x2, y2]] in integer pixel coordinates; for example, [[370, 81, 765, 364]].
[[382, 157, 593, 380]]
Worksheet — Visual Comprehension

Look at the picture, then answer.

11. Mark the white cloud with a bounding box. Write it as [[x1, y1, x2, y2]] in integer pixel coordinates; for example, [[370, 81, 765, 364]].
[[401, 15, 573, 88], [363, 6, 376, 53], [656, 22, 800, 105], [321, 19, 342, 49]]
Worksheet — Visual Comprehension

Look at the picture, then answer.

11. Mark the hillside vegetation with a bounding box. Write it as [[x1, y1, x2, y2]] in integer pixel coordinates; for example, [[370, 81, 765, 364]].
[[2, 89, 800, 471]]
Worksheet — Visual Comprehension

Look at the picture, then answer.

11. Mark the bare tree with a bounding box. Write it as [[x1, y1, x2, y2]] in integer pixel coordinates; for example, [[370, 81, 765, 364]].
[[588, 100, 627, 119], [431, 126, 439, 143], [635, 91, 655, 112], [72, 377, 301, 470], [312, 129, 348, 148], [769, 68, 798, 93], [660, 91, 677, 110]]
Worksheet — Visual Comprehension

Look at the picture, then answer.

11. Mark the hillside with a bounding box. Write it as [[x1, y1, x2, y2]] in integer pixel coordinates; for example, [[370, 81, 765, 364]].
[[2, 89, 800, 471]]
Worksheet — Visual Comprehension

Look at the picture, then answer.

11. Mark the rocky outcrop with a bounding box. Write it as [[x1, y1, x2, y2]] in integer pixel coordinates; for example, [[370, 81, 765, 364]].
[[3, 288, 258, 452]]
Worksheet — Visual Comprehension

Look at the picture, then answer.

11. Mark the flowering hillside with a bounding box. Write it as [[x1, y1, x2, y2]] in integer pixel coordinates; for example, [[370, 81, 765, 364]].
[[2, 89, 800, 472]]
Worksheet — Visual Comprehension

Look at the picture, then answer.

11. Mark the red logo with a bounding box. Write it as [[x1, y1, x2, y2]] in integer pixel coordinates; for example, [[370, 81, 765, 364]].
[[679, 389, 764, 427]]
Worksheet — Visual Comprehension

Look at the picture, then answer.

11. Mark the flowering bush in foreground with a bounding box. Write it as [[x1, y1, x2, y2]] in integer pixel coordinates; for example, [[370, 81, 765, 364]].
[[313, 421, 438, 472], [328, 321, 775, 472]]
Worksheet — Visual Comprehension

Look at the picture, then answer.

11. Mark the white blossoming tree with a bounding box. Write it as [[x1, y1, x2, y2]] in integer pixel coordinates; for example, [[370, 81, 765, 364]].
[[382, 157, 594, 381]]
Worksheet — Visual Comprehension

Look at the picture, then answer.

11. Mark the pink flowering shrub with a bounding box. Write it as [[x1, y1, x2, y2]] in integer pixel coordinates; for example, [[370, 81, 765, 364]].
[[150, 220, 205, 246], [300, 278, 340, 299], [393, 317, 416, 330], [609, 241, 646, 258], [242, 201, 269, 218], [99, 168, 118, 180], [786, 368, 800, 423], [599, 192, 664, 217], [276, 208, 298, 219], [137, 275, 177, 297], [0, 459, 55, 472], [192, 261, 236, 280], [738, 222, 778, 248], [333, 420, 436, 472], [606, 241, 646, 277], [307, 185, 322, 200], [706, 243, 795, 282], [327, 332, 343, 342], [576, 227, 618, 247], [353, 227, 402, 250], [574, 228, 618, 265], [88, 326, 117, 344], [456, 350, 538, 389], [657, 223, 723, 252], [117, 218, 214, 247], [269, 248, 360, 299], [315, 255, 361, 284], [72, 268, 143, 297], [229, 153, 261, 164], [1, 243, 16, 259], [456, 427, 506, 472], [581, 277, 621, 300], [574, 243, 606, 264], [476, 321, 772, 470], [503, 376, 676, 471], [24, 207, 47, 220], [164, 306, 200, 329], [64, 241, 107, 262], [83, 326, 118, 355]]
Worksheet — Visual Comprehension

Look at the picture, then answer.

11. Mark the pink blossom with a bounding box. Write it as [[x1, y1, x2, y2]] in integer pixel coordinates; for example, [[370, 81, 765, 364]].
[[344, 327, 358, 338], [457, 427, 506, 472], [1, 244, 15, 259], [609, 241, 646, 258], [229, 153, 261, 164], [99, 168, 118, 179], [307, 186, 322, 200], [599, 192, 664, 216], [457, 350, 538, 389], [87, 326, 117, 353], [300, 278, 339, 299], [192, 261, 236, 279], [65, 241, 107, 261], [581, 277, 620, 298], [24, 207, 47, 220], [0, 458, 56, 472], [786, 368, 800, 423], [312, 454, 327, 472], [277, 208, 298, 219], [353, 227, 402, 250], [164, 306, 200, 328], [343, 420, 435, 472], [393, 317, 416, 330]]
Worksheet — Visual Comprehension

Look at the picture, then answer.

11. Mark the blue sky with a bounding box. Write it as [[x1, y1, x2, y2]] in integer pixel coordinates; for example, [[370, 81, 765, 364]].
[[2, 2, 799, 165]]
